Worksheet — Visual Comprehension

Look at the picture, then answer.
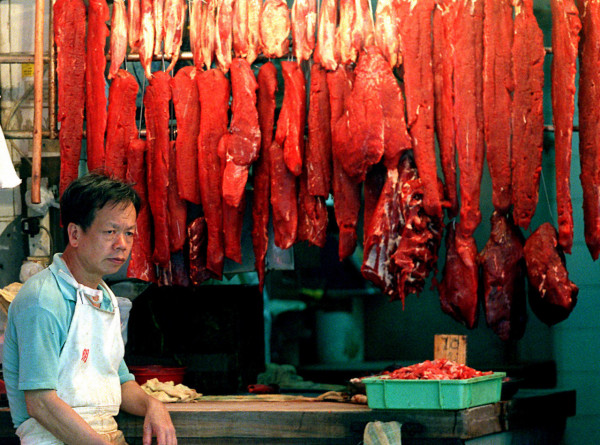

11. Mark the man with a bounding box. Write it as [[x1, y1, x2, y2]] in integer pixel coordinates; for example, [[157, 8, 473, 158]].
[[3, 173, 177, 445]]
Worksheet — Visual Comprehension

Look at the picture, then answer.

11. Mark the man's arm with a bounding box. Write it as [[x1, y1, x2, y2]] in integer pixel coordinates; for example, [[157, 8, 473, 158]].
[[24, 389, 111, 445], [120, 380, 177, 445]]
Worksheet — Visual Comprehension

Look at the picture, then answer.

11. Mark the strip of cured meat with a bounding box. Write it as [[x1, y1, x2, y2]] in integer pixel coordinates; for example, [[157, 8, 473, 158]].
[[222, 192, 245, 263], [108, 0, 128, 80], [352, 0, 375, 56], [275, 61, 306, 177], [191, 0, 216, 70], [578, 0, 600, 260], [511, 0, 545, 229], [144, 71, 172, 268], [126, 138, 157, 283], [270, 141, 298, 249], [105, 69, 139, 181], [432, 1, 457, 218], [86, 0, 110, 172], [140, 0, 155, 79], [375, 0, 399, 68], [439, 224, 479, 329], [222, 58, 261, 208], [188, 217, 213, 285], [260, 0, 290, 58], [128, 0, 142, 53], [363, 164, 386, 242], [233, 0, 261, 63], [524, 223, 578, 325], [154, 0, 165, 54], [298, 167, 328, 248], [335, 0, 356, 64], [54, 0, 86, 197], [167, 140, 187, 253], [215, 0, 234, 73], [163, 0, 187, 73], [291, 0, 317, 63], [478, 212, 527, 341], [483, 0, 513, 215], [551, 0, 580, 253], [253, 62, 277, 291], [171, 66, 201, 204], [247, 0, 262, 64], [314, 0, 337, 71], [397, 0, 442, 219], [306, 63, 332, 198], [197, 69, 230, 278]]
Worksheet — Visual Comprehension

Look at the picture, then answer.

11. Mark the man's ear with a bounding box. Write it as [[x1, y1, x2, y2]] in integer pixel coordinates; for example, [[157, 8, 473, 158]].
[[67, 223, 82, 247]]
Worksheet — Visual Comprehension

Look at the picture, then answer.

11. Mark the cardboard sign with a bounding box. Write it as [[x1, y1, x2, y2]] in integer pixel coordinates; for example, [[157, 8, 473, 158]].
[[434, 334, 467, 364]]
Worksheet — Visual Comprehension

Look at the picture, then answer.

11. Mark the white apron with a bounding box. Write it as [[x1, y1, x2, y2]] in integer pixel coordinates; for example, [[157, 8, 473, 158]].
[[16, 269, 125, 444]]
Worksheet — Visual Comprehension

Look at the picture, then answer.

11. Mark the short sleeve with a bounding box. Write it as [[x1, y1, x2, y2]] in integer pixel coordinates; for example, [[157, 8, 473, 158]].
[[118, 360, 135, 385]]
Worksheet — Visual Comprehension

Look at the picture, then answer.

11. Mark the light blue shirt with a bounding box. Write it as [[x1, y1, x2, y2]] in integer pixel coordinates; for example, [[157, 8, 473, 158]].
[[3, 253, 134, 429]]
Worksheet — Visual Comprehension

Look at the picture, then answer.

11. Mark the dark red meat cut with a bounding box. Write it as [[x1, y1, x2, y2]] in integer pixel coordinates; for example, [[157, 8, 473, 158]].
[[86, 0, 110, 172], [223, 191, 245, 263], [169, 251, 190, 287], [171, 66, 201, 205], [188, 217, 214, 285], [270, 140, 298, 250], [478, 212, 527, 341], [54, 0, 86, 197], [551, 0, 580, 253], [483, 0, 513, 215], [297, 167, 328, 248], [363, 164, 387, 243], [105, 69, 139, 182], [167, 141, 187, 253], [144, 71, 172, 268], [524, 223, 578, 326], [511, 0, 545, 229], [126, 138, 157, 283]]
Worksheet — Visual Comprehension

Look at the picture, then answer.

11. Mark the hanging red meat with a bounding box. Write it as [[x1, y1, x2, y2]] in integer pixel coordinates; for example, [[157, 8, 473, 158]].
[[352, 0, 375, 56], [432, 1, 458, 218], [168, 141, 187, 253], [233, 0, 262, 64], [253, 62, 277, 291], [551, 0, 580, 253], [578, 0, 600, 260], [363, 164, 386, 243], [270, 141, 298, 250], [524, 223, 578, 326], [247, 0, 262, 64], [222, 190, 245, 263], [306, 63, 332, 198], [197, 69, 230, 278], [128, 0, 142, 54], [140, 0, 155, 79], [105, 69, 139, 181], [259, 0, 290, 59], [163, 0, 187, 73], [54, 0, 86, 198], [108, 0, 128, 80], [439, 225, 479, 329], [478, 212, 527, 341], [171, 66, 201, 204], [298, 167, 328, 248], [215, 0, 234, 73], [222, 58, 261, 208], [190, 0, 216, 70], [86, 0, 110, 172], [126, 138, 157, 283], [375, 0, 399, 69], [511, 0, 545, 230], [154, 0, 166, 55], [336, 0, 356, 64], [314, 0, 337, 71], [396, 0, 443, 219], [483, 0, 513, 215], [169, 251, 190, 287], [144, 71, 172, 268], [188, 217, 213, 285], [275, 61, 306, 177], [291, 0, 317, 63]]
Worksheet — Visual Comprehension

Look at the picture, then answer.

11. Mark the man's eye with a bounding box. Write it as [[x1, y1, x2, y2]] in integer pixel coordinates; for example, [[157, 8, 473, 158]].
[[126, 231, 135, 237]]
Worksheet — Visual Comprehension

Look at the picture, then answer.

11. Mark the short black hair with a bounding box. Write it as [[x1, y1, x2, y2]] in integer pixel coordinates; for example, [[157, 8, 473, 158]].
[[60, 173, 141, 235]]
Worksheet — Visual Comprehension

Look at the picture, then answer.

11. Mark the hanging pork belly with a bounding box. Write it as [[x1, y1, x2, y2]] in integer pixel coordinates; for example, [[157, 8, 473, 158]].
[[259, 0, 290, 58], [108, 0, 128, 80]]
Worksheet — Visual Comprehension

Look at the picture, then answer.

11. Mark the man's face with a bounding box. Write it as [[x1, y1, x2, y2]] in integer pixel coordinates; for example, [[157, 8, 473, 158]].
[[70, 202, 137, 280]]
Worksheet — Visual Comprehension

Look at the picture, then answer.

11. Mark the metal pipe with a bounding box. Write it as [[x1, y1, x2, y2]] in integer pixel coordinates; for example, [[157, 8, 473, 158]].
[[0, 53, 51, 63], [49, 0, 57, 140], [3, 130, 51, 140], [32, 0, 46, 204]]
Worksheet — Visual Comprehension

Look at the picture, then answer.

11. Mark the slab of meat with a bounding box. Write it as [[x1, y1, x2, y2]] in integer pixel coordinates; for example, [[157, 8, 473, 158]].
[[524, 223, 578, 325], [247, 0, 262, 64], [54, 0, 86, 198], [105, 69, 139, 181], [511, 0, 545, 230], [478, 212, 527, 341], [363, 164, 386, 243], [233, 0, 261, 64], [270, 141, 297, 250], [169, 251, 190, 287], [188, 217, 214, 285], [108, 0, 128, 80], [191, 0, 216, 70], [432, 1, 458, 218], [439, 224, 479, 329], [298, 167, 328, 248], [291, 0, 317, 63], [259, 0, 290, 58], [171, 66, 201, 204], [144, 71, 172, 268], [275, 61, 306, 177], [168, 141, 187, 252], [197, 69, 230, 278], [551, 0, 580, 253], [314, 0, 337, 71], [140, 0, 155, 79], [163, 0, 187, 73], [222, 190, 245, 263], [128, 0, 142, 53], [216, 0, 234, 73], [335, 0, 356, 64], [222, 58, 261, 208], [306, 63, 332, 198], [86, 0, 110, 172], [154, 0, 166, 55], [397, 0, 442, 219], [352, 0, 375, 57], [375, 0, 399, 68], [126, 138, 157, 283], [578, 0, 600, 260], [483, 0, 513, 215]]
